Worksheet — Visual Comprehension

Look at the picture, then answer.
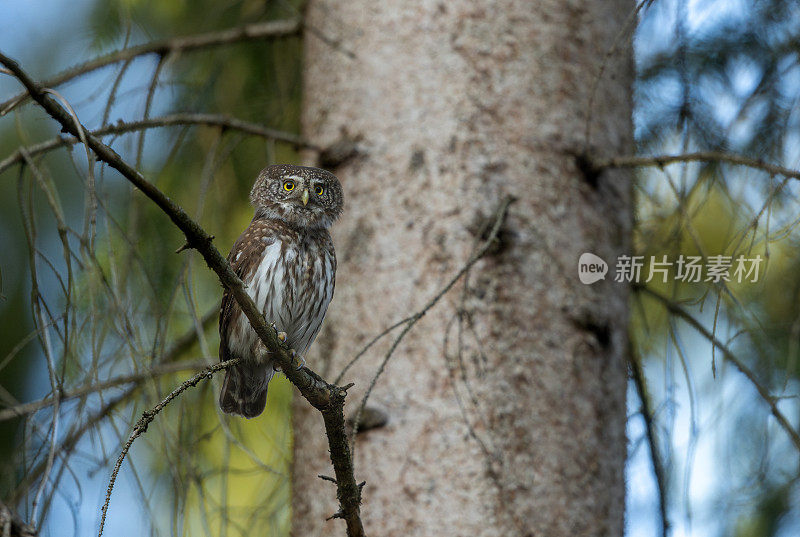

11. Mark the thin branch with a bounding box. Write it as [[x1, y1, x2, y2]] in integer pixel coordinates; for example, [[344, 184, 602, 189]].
[[97, 359, 239, 537], [9, 305, 216, 504], [0, 18, 301, 115], [135, 54, 167, 169], [0, 501, 36, 537], [0, 359, 210, 422], [0, 113, 317, 177], [596, 152, 800, 181], [334, 315, 415, 385], [349, 197, 514, 447], [10, 391, 128, 505], [637, 284, 800, 452], [583, 0, 654, 152], [0, 53, 364, 537], [100, 57, 133, 127], [629, 346, 669, 537]]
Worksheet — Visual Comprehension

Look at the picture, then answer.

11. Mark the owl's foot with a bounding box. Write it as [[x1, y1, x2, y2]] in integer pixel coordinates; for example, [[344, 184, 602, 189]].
[[268, 320, 288, 344], [291, 350, 306, 370]]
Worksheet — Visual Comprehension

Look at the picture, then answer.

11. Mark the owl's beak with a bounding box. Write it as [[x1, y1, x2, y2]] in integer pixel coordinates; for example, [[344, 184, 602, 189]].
[[301, 188, 309, 206]]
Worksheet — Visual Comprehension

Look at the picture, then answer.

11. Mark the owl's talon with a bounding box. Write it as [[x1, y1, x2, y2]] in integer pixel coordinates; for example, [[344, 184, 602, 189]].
[[286, 349, 304, 370]]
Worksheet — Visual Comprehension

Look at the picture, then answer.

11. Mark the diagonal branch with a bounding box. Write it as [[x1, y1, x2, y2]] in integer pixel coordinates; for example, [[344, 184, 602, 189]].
[[628, 346, 669, 537], [348, 197, 514, 450], [0, 359, 211, 422], [0, 501, 36, 537], [98, 359, 239, 537], [0, 113, 318, 177], [636, 284, 800, 452], [0, 52, 365, 537], [8, 306, 217, 504], [595, 152, 800, 181], [0, 18, 301, 115]]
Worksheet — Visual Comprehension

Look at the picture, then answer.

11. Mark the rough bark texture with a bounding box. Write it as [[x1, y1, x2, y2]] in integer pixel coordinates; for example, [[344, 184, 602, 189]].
[[294, 1, 633, 536]]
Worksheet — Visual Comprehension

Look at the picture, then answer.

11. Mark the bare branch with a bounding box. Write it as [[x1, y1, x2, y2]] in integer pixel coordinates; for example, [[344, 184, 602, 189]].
[[8, 306, 216, 504], [637, 284, 800, 452], [0, 359, 210, 422], [0, 501, 36, 537], [629, 346, 669, 537], [349, 197, 514, 447], [98, 359, 239, 537], [334, 315, 414, 385], [10, 391, 128, 505], [0, 52, 364, 537], [0, 18, 301, 115], [0, 113, 317, 177], [595, 152, 800, 181]]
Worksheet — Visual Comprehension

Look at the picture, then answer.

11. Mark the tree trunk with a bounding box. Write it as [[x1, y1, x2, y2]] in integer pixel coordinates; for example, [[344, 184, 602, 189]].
[[294, 2, 633, 536]]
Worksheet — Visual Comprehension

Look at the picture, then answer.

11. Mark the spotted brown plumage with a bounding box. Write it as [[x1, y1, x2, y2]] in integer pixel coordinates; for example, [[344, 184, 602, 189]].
[[219, 165, 342, 418]]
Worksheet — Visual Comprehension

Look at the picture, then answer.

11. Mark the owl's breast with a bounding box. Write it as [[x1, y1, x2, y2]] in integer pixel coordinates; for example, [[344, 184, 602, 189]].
[[241, 237, 335, 356]]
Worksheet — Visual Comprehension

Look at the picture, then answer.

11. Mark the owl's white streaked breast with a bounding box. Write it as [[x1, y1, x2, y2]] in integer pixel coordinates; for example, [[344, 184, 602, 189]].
[[229, 237, 334, 364]]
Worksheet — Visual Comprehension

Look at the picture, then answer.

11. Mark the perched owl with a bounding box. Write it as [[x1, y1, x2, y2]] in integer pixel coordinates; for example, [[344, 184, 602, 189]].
[[219, 164, 343, 418]]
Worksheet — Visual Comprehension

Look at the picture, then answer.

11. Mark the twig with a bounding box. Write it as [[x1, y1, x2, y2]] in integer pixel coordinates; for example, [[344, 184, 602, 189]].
[[349, 197, 514, 448], [637, 284, 800, 452], [17, 158, 63, 528], [9, 306, 217, 504], [0, 359, 210, 422], [583, 0, 654, 153], [100, 57, 133, 127], [98, 359, 239, 537], [595, 152, 800, 182], [334, 315, 415, 384], [135, 54, 167, 169], [10, 391, 128, 505], [0, 18, 301, 115], [0, 53, 365, 537], [0, 501, 36, 537], [0, 113, 317, 177], [629, 346, 669, 537]]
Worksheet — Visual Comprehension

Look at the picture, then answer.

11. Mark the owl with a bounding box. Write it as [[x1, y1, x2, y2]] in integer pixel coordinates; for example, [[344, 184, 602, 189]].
[[219, 164, 343, 418]]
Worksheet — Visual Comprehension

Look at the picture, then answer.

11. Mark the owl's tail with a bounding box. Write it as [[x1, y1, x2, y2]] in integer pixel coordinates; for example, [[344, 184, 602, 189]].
[[219, 363, 274, 418]]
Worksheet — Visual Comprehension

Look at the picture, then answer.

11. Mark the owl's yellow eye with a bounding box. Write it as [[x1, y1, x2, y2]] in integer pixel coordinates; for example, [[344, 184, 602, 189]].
[[283, 181, 295, 192], [315, 185, 324, 196]]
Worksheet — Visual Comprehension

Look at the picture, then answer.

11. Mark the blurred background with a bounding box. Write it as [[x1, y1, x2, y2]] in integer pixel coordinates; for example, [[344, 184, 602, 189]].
[[0, 0, 799, 536]]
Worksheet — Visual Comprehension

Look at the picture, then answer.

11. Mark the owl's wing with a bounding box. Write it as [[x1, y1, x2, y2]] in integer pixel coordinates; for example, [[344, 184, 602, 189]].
[[218, 220, 276, 362]]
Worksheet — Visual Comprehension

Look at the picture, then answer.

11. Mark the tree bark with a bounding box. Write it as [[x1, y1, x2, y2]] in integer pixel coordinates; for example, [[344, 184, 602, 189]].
[[294, 1, 633, 536]]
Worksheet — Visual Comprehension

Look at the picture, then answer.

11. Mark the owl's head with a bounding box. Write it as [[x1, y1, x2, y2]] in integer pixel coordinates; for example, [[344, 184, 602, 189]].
[[250, 164, 343, 229]]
